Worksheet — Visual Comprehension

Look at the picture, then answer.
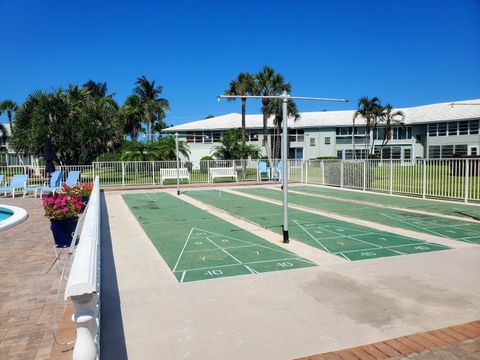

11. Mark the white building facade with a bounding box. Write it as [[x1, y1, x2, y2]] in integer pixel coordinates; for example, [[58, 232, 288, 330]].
[[164, 99, 480, 163]]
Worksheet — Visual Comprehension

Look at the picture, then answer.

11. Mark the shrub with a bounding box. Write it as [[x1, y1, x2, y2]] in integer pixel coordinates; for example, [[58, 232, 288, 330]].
[[200, 156, 214, 174]]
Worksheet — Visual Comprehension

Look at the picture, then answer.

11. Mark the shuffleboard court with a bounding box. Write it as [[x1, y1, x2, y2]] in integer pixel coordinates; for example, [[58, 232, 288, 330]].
[[185, 190, 450, 261], [237, 188, 480, 244], [122, 192, 315, 282], [293, 185, 480, 220]]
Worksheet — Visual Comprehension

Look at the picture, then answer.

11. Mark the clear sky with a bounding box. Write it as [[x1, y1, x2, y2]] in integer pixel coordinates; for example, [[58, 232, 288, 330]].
[[1, 0, 479, 126]]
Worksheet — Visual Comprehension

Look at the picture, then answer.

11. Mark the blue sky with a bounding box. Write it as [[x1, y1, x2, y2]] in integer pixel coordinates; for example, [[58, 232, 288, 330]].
[[1, 0, 479, 126]]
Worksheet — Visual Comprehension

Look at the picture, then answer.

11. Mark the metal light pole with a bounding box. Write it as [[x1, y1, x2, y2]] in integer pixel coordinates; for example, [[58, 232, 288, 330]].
[[175, 132, 180, 196], [218, 93, 348, 243]]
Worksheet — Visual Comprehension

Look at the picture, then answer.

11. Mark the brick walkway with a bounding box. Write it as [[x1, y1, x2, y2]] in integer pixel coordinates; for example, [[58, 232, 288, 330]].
[[0, 197, 73, 360], [296, 321, 480, 360]]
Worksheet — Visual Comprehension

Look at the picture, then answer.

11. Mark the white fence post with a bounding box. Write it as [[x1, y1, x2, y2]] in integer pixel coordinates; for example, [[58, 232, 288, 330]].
[[321, 160, 325, 185], [389, 160, 393, 195], [305, 160, 309, 184], [151, 161, 155, 185], [422, 159, 427, 199], [300, 160, 304, 183], [464, 159, 469, 203], [121, 161, 125, 187], [340, 161, 344, 188], [363, 160, 366, 191]]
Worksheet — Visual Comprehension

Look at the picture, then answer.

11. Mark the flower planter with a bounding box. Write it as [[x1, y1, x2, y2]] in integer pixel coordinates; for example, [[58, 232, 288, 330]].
[[81, 195, 90, 212], [50, 219, 78, 248]]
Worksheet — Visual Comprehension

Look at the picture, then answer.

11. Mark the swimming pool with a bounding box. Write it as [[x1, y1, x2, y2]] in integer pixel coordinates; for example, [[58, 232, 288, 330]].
[[0, 205, 28, 231]]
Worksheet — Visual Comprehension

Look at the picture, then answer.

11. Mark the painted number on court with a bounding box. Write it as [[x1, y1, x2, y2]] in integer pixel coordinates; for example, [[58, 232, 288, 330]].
[[204, 269, 223, 276], [276, 262, 293, 268]]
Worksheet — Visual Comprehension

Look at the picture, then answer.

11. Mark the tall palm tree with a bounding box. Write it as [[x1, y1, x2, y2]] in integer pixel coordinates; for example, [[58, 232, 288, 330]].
[[254, 66, 290, 162], [0, 100, 17, 132], [121, 95, 144, 140], [82, 80, 113, 99], [224, 72, 255, 144], [134, 75, 170, 143], [378, 104, 406, 149], [264, 98, 300, 159], [353, 96, 382, 158]]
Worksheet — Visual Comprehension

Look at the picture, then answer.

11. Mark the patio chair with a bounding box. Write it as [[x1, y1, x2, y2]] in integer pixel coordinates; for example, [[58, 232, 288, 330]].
[[56, 171, 81, 191], [0, 175, 3, 186], [272, 161, 283, 181], [258, 161, 270, 181], [0, 174, 28, 198], [25, 170, 63, 198]]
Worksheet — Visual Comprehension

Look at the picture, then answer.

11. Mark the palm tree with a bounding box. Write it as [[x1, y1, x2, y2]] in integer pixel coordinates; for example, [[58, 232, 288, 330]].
[[224, 72, 255, 144], [158, 136, 190, 160], [0, 100, 17, 132], [378, 104, 406, 150], [254, 66, 290, 162], [353, 97, 382, 158], [82, 80, 113, 98], [121, 95, 144, 140], [264, 98, 300, 159], [212, 129, 260, 160], [134, 76, 170, 143]]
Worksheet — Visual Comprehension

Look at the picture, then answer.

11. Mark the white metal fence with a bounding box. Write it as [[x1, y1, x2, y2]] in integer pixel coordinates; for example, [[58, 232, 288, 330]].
[[306, 158, 480, 203], [1, 158, 479, 202]]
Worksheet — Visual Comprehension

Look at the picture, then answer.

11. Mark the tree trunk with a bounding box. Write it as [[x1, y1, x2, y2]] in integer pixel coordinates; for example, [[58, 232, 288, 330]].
[[241, 97, 246, 144], [262, 108, 272, 167], [7, 111, 13, 132]]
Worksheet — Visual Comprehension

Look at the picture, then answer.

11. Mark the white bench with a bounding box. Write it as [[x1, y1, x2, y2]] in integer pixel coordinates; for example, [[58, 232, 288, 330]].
[[209, 167, 238, 182], [160, 168, 190, 184]]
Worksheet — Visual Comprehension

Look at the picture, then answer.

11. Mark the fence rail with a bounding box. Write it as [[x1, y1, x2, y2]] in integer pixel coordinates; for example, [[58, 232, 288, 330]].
[[1, 158, 479, 202], [65, 176, 101, 360], [306, 158, 480, 203]]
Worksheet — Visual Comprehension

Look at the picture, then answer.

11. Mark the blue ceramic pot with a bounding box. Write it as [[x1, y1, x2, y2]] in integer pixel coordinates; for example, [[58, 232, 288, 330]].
[[50, 219, 78, 248]]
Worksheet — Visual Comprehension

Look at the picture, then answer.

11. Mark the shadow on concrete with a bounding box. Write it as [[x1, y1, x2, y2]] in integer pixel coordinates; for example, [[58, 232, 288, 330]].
[[100, 191, 128, 359]]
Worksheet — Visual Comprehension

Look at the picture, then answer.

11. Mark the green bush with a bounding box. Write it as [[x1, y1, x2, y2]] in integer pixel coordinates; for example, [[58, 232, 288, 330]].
[[200, 156, 214, 174]]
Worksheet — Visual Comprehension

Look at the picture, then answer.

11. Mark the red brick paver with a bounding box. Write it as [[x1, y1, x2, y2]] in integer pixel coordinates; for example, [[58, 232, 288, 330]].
[[0, 197, 73, 360], [295, 321, 480, 360]]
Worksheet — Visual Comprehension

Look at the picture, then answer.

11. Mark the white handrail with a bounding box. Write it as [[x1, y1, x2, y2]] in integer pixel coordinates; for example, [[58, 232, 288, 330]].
[[65, 176, 101, 360]]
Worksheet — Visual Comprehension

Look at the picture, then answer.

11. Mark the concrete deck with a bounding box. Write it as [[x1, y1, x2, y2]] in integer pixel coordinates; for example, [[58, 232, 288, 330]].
[[0, 197, 73, 360], [101, 189, 480, 360]]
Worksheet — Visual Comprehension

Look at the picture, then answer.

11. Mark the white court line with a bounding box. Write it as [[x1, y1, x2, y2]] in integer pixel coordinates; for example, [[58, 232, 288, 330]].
[[205, 236, 243, 264], [172, 228, 194, 272], [173, 256, 306, 273], [293, 220, 332, 253], [180, 271, 187, 283], [295, 219, 385, 251], [184, 244, 257, 253], [382, 213, 472, 240]]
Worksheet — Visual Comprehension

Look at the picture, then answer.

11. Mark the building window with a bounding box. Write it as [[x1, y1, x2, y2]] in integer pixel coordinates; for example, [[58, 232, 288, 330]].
[[428, 123, 437, 137], [325, 137, 331, 145], [448, 122, 458, 136], [404, 148, 411, 161], [428, 146, 440, 159], [469, 120, 479, 135], [212, 131, 222, 142], [459, 121, 469, 135], [310, 138, 315, 146], [186, 132, 195, 143], [437, 123, 447, 136], [345, 149, 367, 159], [441, 145, 454, 158], [454, 144, 468, 156], [336, 150, 343, 159], [288, 129, 304, 142], [248, 131, 259, 141]]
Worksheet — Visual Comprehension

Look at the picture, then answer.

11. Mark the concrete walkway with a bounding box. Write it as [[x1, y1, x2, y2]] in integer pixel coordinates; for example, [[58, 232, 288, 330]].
[[0, 197, 71, 360], [102, 189, 480, 360]]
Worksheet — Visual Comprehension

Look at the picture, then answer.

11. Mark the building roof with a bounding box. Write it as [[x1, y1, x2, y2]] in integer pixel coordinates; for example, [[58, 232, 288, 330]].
[[164, 99, 480, 132]]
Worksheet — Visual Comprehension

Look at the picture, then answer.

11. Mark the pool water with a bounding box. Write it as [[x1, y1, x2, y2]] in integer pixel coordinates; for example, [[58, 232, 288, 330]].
[[0, 208, 14, 222]]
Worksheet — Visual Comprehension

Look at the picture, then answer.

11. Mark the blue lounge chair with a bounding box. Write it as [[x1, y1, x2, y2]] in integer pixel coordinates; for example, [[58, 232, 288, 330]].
[[0, 174, 28, 198], [258, 161, 270, 181], [0, 175, 4, 186], [57, 171, 81, 191], [26, 170, 63, 198], [272, 161, 283, 181]]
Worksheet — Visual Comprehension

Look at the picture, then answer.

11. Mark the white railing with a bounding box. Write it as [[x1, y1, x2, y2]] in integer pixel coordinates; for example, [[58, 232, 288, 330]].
[[65, 176, 101, 360], [1, 158, 479, 202], [306, 158, 480, 203]]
